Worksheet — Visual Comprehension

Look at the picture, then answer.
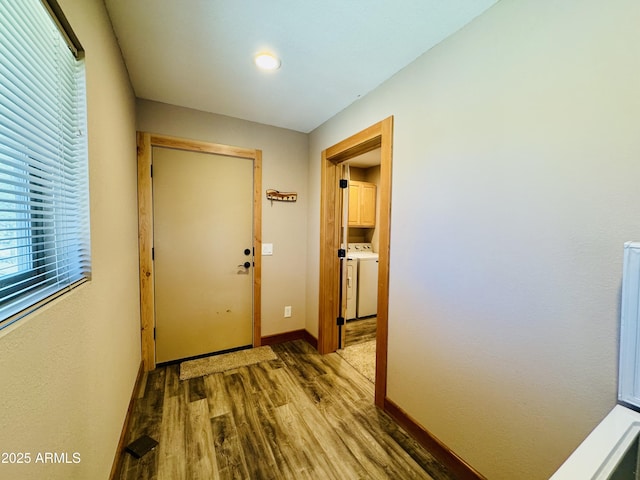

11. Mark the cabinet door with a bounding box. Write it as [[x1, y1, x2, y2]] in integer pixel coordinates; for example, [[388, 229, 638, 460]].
[[360, 183, 376, 227], [348, 180, 377, 227], [348, 182, 361, 226]]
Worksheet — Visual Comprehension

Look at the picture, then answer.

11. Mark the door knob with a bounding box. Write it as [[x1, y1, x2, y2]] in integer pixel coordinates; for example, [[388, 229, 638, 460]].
[[238, 261, 251, 268], [244, 248, 251, 256]]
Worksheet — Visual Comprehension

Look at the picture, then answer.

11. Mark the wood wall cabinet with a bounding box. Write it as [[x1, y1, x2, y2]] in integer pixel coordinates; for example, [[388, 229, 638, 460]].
[[348, 180, 376, 227]]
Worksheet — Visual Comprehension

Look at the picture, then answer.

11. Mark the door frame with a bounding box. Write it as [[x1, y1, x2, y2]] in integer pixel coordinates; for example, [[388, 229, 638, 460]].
[[318, 116, 393, 407], [137, 132, 262, 371]]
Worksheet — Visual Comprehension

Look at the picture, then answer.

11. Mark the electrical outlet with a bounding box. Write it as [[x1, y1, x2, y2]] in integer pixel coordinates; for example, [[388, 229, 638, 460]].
[[284, 306, 292, 318]]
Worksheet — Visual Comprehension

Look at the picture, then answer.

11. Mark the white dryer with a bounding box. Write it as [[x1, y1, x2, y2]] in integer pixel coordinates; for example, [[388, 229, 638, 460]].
[[345, 257, 357, 320], [346, 243, 378, 319]]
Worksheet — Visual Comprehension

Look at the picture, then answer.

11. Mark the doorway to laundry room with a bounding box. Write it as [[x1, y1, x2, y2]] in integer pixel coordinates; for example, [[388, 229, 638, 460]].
[[318, 116, 393, 408], [335, 151, 381, 384]]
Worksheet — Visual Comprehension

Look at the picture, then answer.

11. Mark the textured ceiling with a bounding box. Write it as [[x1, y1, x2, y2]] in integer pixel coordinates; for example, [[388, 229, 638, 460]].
[[105, 0, 499, 133]]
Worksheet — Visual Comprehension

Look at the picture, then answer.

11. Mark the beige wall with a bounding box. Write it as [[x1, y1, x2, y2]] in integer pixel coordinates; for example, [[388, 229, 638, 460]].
[[136, 100, 309, 337], [0, 0, 140, 479], [308, 0, 640, 478]]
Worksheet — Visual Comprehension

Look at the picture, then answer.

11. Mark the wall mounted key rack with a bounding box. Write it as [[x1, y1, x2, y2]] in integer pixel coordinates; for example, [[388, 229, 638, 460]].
[[266, 189, 297, 202]]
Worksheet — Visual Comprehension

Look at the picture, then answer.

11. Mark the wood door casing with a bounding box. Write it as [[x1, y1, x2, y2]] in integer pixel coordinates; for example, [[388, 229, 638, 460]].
[[137, 132, 262, 371]]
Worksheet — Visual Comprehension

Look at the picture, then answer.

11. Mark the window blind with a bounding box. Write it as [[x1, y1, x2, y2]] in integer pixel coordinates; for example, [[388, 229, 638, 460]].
[[0, 0, 90, 328]]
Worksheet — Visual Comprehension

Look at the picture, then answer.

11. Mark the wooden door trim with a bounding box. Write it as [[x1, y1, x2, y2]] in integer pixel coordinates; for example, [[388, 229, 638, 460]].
[[137, 132, 262, 371], [318, 116, 393, 407]]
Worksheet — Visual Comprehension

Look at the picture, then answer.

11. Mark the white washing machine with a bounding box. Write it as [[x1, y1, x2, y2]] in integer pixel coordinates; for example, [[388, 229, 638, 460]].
[[346, 243, 378, 319]]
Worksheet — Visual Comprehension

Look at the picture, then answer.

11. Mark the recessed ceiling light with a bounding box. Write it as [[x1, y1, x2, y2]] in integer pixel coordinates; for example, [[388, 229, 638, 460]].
[[254, 53, 281, 71]]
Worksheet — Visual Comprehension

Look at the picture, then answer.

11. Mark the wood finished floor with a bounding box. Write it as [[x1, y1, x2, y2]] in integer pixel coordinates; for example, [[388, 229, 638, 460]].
[[345, 316, 377, 346], [116, 340, 455, 480]]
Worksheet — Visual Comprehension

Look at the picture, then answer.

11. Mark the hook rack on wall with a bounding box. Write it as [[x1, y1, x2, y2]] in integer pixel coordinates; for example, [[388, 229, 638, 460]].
[[266, 189, 297, 202]]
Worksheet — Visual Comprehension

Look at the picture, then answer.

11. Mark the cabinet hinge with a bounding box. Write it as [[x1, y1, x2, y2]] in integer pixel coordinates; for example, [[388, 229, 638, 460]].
[[152, 247, 155, 260], [153, 327, 156, 340], [339, 179, 348, 189], [150, 164, 153, 177], [336, 316, 345, 326], [338, 249, 346, 258]]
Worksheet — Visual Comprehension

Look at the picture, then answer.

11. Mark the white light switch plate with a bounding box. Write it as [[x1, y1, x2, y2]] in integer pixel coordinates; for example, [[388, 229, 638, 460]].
[[262, 243, 273, 256]]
